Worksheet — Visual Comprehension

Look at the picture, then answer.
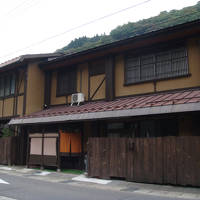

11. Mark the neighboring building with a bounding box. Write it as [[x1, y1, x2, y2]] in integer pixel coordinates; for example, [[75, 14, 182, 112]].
[[8, 19, 200, 186], [0, 53, 61, 163]]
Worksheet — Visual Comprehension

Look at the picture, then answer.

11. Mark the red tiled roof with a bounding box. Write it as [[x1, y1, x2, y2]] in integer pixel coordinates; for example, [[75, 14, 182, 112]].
[[21, 87, 200, 120]]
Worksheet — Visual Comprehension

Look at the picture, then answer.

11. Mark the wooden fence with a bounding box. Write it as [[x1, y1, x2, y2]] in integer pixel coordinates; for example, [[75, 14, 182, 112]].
[[0, 136, 20, 165], [88, 137, 200, 186]]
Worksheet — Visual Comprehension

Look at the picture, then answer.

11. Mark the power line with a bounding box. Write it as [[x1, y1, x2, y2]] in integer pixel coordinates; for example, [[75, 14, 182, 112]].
[[1, 0, 35, 18], [0, 1, 199, 61], [0, 0, 151, 59], [17, 0, 41, 15]]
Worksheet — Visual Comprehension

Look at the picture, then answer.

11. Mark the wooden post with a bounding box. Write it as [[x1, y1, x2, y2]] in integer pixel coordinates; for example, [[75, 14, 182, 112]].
[[44, 71, 51, 107], [88, 63, 91, 101], [57, 130, 61, 172], [26, 130, 30, 168], [80, 69, 82, 93], [80, 123, 84, 170], [23, 66, 28, 116], [105, 55, 115, 101], [13, 70, 18, 116], [41, 129, 44, 170], [8, 137, 12, 166]]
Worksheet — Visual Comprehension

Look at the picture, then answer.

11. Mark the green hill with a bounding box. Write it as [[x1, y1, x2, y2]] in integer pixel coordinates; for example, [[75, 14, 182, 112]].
[[56, 1, 200, 54]]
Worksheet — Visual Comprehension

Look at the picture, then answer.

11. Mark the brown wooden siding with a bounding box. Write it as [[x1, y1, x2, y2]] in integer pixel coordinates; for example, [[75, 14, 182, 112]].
[[88, 136, 200, 186], [0, 136, 20, 165], [116, 38, 200, 97]]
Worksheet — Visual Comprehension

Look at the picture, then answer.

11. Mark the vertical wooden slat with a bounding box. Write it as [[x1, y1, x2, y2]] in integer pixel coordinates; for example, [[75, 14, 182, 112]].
[[87, 136, 200, 187], [176, 136, 184, 185], [193, 137, 200, 186], [143, 138, 148, 182], [132, 138, 144, 182], [109, 138, 126, 178], [134, 138, 140, 182], [126, 138, 134, 181], [147, 138, 153, 183], [156, 137, 163, 184], [177, 136, 200, 187], [0, 136, 19, 165], [163, 136, 176, 185], [151, 137, 157, 183], [101, 138, 109, 179], [57, 131, 61, 170]]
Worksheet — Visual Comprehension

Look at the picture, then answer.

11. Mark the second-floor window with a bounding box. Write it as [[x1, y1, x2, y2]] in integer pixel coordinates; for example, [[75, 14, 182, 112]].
[[57, 68, 77, 96], [124, 46, 189, 84], [89, 59, 105, 76], [0, 74, 16, 98]]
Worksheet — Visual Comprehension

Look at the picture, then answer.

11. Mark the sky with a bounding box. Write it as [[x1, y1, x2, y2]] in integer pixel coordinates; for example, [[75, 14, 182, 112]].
[[0, 0, 199, 63]]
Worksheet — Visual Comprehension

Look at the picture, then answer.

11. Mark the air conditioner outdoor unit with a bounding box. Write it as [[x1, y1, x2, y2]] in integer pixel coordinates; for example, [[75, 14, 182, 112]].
[[71, 93, 85, 106]]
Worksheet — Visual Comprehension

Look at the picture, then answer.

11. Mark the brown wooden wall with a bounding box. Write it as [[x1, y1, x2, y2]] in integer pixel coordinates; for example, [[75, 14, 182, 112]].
[[0, 136, 20, 165], [115, 38, 200, 97], [26, 62, 45, 115], [50, 63, 106, 106], [88, 136, 200, 187]]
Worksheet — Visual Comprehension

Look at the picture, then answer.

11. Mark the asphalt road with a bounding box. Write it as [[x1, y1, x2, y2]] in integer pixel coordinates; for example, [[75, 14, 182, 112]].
[[0, 172, 197, 200]]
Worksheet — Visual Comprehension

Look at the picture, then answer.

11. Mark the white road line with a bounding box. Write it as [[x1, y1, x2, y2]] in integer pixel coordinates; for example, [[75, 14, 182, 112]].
[[0, 196, 16, 200], [0, 179, 9, 184]]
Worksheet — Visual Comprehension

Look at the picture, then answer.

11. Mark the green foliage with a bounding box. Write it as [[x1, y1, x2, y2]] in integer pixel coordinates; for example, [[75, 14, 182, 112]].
[[61, 169, 84, 174], [33, 167, 84, 174], [56, 1, 200, 54], [1, 127, 14, 137], [56, 34, 112, 54]]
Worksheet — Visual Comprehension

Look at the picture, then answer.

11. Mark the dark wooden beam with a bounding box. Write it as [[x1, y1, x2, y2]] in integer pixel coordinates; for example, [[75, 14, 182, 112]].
[[13, 73, 17, 116], [105, 55, 115, 101], [26, 129, 30, 168], [44, 71, 52, 107], [23, 67, 28, 116], [80, 69, 82, 93], [57, 130, 61, 171], [41, 130, 44, 170], [88, 63, 90, 101], [2, 98, 4, 117]]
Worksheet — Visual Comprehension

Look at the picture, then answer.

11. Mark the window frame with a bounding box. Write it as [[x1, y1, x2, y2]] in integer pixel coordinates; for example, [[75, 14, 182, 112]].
[[0, 73, 16, 98], [56, 67, 77, 97], [89, 58, 105, 76], [124, 45, 190, 85]]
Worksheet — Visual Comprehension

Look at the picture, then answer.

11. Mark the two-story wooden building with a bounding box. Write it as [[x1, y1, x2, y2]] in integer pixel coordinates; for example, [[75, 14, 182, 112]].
[[0, 53, 61, 164], [9, 19, 200, 186]]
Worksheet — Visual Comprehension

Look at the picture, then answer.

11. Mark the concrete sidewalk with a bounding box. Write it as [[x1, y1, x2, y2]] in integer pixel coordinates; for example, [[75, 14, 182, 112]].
[[0, 165, 200, 199]]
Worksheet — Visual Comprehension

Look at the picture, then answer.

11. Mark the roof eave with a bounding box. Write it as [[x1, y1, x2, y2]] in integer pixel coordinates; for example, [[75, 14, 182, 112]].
[[8, 102, 200, 125], [0, 53, 62, 72]]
